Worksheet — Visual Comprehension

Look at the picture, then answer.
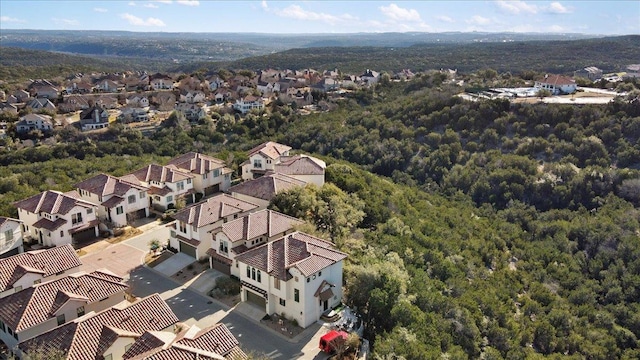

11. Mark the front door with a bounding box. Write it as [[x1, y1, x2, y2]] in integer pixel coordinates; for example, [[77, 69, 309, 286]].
[[323, 300, 329, 311]]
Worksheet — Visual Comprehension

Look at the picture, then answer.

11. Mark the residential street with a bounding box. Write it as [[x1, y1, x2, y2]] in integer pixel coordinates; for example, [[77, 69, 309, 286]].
[[127, 266, 321, 359]]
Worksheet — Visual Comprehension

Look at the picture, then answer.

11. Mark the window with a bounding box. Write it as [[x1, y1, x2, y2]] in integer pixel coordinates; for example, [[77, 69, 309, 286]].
[[166, 195, 174, 202], [213, 169, 220, 177], [279, 298, 286, 306], [71, 212, 83, 225], [274, 278, 281, 290], [318, 271, 322, 276], [203, 173, 208, 179], [170, 230, 176, 238], [179, 221, 187, 233], [87, 208, 93, 214], [116, 206, 124, 215], [252, 268, 256, 281], [246, 266, 251, 278], [253, 159, 262, 168], [104, 355, 113, 360], [219, 240, 228, 254], [77, 306, 85, 317], [186, 178, 192, 184], [139, 191, 146, 198], [57, 314, 66, 326], [4, 230, 12, 241], [60, 230, 63, 237], [128, 195, 136, 204], [307, 277, 310, 283], [267, 159, 272, 164], [294, 289, 300, 302], [257, 270, 261, 283], [177, 182, 185, 191]]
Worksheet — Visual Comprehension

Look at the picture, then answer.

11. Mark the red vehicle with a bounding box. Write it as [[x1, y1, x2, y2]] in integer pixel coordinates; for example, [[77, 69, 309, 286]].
[[319, 330, 349, 354]]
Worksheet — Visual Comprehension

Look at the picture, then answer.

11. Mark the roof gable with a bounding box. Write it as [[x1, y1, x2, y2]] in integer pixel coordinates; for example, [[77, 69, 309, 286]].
[[172, 194, 258, 228], [247, 141, 292, 159], [229, 173, 306, 201], [220, 209, 304, 242]]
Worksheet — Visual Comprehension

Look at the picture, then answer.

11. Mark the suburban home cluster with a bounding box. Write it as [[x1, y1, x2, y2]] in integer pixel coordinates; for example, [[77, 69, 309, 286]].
[[6, 141, 346, 338], [0, 245, 247, 359]]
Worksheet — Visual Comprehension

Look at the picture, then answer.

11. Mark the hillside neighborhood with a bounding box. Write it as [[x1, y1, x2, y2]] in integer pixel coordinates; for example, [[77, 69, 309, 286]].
[[0, 141, 365, 359]]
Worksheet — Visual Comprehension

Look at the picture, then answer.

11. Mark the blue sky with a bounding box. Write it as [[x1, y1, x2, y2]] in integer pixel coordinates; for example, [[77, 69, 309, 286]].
[[0, 1, 638, 35]]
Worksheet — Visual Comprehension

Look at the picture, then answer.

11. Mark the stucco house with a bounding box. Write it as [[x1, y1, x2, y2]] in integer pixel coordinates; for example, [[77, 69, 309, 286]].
[[274, 155, 326, 187], [0, 217, 23, 259], [14, 191, 100, 247], [360, 69, 380, 86], [241, 141, 292, 181], [0, 245, 81, 299], [167, 152, 233, 196], [121, 164, 195, 211], [0, 270, 128, 354], [210, 209, 304, 276], [534, 74, 577, 95], [26, 98, 56, 112], [149, 73, 175, 90], [168, 194, 259, 260], [174, 102, 207, 122], [233, 95, 265, 114], [74, 174, 150, 228], [15, 113, 54, 134], [80, 104, 110, 131], [235, 232, 347, 328], [574, 66, 603, 81], [179, 90, 206, 104], [230, 173, 307, 209], [18, 293, 179, 360]]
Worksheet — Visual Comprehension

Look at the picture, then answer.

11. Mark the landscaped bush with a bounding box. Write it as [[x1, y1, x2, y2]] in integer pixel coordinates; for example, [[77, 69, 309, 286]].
[[216, 277, 241, 295]]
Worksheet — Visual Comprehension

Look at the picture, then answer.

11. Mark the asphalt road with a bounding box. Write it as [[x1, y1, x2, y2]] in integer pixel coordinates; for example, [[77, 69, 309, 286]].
[[127, 266, 317, 359]]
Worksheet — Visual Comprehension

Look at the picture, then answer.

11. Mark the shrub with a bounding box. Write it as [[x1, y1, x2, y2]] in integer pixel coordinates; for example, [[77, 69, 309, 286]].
[[216, 276, 241, 295]]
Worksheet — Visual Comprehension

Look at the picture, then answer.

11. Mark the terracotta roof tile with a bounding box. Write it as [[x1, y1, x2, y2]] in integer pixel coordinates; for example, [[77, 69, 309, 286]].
[[172, 194, 258, 228], [19, 293, 179, 360], [167, 152, 227, 176], [0, 271, 127, 332], [31, 217, 67, 231], [14, 190, 96, 215], [229, 173, 306, 202], [0, 245, 81, 292], [247, 141, 291, 159], [219, 209, 304, 243], [274, 155, 326, 176], [75, 174, 148, 198], [130, 164, 194, 184], [235, 232, 346, 281], [536, 74, 575, 86]]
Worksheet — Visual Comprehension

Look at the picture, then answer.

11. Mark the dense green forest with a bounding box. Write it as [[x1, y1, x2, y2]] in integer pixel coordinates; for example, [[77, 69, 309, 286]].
[[180, 35, 640, 74], [1, 73, 640, 359]]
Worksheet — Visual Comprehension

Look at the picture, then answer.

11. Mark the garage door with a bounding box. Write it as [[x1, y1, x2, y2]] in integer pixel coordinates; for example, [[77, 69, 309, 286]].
[[72, 227, 96, 244], [204, 184, 220, 196], [211, 256, 231, 275], [246, 290, 266, 309], [179, 241, 197, 258]]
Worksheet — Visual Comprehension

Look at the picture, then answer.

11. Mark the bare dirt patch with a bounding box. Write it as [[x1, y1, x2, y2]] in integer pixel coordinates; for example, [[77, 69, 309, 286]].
[[260, 313, 304, 339], [107, 227, 142, 244], [170, 260, 209, 284]]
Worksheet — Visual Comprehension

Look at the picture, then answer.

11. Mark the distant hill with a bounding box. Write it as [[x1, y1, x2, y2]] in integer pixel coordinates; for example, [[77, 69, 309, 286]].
[[180, 35, 640, 75]]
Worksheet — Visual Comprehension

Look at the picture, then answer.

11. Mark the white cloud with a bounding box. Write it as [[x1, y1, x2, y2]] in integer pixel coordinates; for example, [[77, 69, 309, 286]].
[[93, 7, 108, 13], [436, 15, 454, 23], [144, 3, 159, 8], [155, 0, 172, 3], [379, 3, 422, 22], [176, 0, 199, 6], [261, 1, 268, 10], [278, 4, 356, 25], [495, 0, 537, 14], [129, 2, 136, 6], [467, 15, 492, 25], [120, 13, 166, 26], [549, 24, 565, 32], [52, 18, 79, 26], [546, 2, 571, 14], [0, 16, 26, 23]]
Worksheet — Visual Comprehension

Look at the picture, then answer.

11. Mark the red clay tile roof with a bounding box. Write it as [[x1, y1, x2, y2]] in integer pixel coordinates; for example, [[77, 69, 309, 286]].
[[536, 74, 575, 86], [75, 173, 148, 198], [247, 141, 291, 159], [167, 152, 228, 176], [0, 245, 81, 292], [172, 194, 258, 228], [14, 190, 96, 215], [123, 323, 246, 360], [229, 173, 306, 202], [219, 209, 304, 243], [235, 232, 347, 281], [176, 234, 200, 247], [101, 195, 124, 208], [148, 186, 173, 196], [129, 164, 194, 184], [32, 217, 67, 231], [19, 293, 179, 360], [0, 271, 127, 332], [274, 155, 326, 176]]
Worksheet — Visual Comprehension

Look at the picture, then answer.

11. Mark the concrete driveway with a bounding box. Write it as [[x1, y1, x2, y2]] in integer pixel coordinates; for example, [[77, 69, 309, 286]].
[[125, 222, 171, 252], [186, 268, 225, 295], [78, 243, 145, 278], [153, 252, 194, 276]]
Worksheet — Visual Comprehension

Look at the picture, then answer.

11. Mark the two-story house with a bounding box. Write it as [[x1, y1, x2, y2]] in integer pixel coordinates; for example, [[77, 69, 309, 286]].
[[149, 73, 175, 90], [74, 174, 150, 228], [26, 98, 56, 112], [168, 194, 259, 260], [274, 155, 326, 187], [178, 89, 206, 104], [0, 245, 81, 299], [174, 102, 207, 122], [241, 141, 292, 181], [19, 293, 179, 360], [229, 173, 307, 209], [14, 191, 100, 247], [210, 209, 303, 276], [121, 164, 196, 212], [15, 113, 54, 134], [235, 232, 347, 328], [167, 152, 233, 197], [79, 104, 110, 131], [0, 270, 128, 354], [233, 95, 265, 114], [0, 217, 23, 259]]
